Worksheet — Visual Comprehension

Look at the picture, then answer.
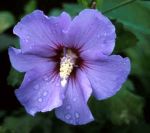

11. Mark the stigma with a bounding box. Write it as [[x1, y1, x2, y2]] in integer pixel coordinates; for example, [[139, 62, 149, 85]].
[[59, 55, 74, 87]]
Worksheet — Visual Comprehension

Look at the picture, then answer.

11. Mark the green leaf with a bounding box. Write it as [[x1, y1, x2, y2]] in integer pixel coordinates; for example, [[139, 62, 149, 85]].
[[114, 21, 138, 53], [90, 80, 144, 125], [63, 3, 84, 16], [126, 33, 150, 76], [107, 81, 144, 125], [129, 122, 150, 133], [0, 34, 18, 51], [49, 8, 63, 16], [101, 0, 150, 96], [0, 126, 7, 133], [7, 68, 24, 87], [77, 0, 89, 7], [96, 0, 104, 9], [2, 114, 52, 133], [51, 124, 72, 133], [101, 0, 150, 35], [0, 12, 15, 33], [125, 31, 150, 95], [24, 0, 37, 14]]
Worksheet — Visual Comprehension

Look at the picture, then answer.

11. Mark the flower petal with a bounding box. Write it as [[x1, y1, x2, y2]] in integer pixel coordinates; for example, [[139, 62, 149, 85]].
[[55, 69, 93, 125], [14, 10, 71, 54], [15, 62, 63, 116], [66, 9, 115, 55], [8, 47, 51, 72], [84, 55, 130, 100]]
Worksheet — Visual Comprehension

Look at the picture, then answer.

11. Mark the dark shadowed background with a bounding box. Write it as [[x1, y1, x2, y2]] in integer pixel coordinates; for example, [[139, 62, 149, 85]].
[[0, 0, 150, 133]]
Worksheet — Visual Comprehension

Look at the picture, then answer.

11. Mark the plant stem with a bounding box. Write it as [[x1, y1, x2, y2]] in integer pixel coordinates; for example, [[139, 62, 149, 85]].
[[91, 1, 97, 9]]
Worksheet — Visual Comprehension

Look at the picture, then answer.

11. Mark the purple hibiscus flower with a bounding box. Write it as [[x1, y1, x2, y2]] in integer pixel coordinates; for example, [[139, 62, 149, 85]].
[[9, 9, 130, 125]]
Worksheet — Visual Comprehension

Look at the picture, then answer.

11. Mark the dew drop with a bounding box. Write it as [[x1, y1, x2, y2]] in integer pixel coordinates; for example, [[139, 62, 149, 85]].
[[25, 39, 29, 43], [29, 46, 32, 49], [51, 79, 54, 82], [97, 34, 100, 38], [73, 98, 76, 102], [103, 32, 107, 36], [34, 84, 39, 90], [66, 105, 71, 110], [56, 83, 60, 87], [43, 91, 47, 96], [61, 94, 65, 99], [44, 75, 49, 81], [38, 98, 43, 102], [70, 120, 73, 123], [75, 112, 80, 119], [65, 114, 71, 120], [55, 23, 58, 26], [123, 62, 126, 65], [26, 35, 30, 39], [27, 78, 31, 82], [62, 29, 67, 33]]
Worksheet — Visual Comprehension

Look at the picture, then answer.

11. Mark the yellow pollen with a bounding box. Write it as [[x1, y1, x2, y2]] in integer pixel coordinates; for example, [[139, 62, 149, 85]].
[[60, 55, 74, 87]]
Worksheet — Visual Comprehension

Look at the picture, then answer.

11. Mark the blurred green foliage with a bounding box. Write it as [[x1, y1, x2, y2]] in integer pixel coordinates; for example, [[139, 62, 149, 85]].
[[24, 0, 37, 14], [0, 0, 150, 133], [1, 113, 52, 133], [0, 34, 18, 52], [102, 0, 150, 35], [114, 21, 138, 53], [7, 68, 23, 87], [90, 80, 144, 125], [0, 12, 15, 34]]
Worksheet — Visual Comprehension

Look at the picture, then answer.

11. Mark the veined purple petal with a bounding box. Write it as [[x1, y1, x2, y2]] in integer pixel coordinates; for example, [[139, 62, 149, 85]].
[[15, 63, 63, 116], [80, 47, 107, 61], [66, 9, 116, 55], [14, 10, 71, 54], [84, 55, 130, 100], [8, 47, 51, 72], [55, 69, 93, 125]]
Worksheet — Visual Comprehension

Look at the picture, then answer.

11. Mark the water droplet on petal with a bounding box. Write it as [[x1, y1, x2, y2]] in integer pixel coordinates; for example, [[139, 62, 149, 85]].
[[38, 98, 42, 102], [25, 39, 29, 43], [55, 23, 58, 26], [73, 98, 76, 102], [43, 91, 47, 96], [66, 105, 71, 110], [97, 34, 100, 38], [29, 46, 32, 49], [123, 62, 126, 65], [75, 112, 80, 119], [70, 120, 73, 123], [44, 75, 49, 81], [34, 84, 39, 90], [65, 114, 71, 120], [26, 35, 30, 39], [62, 29, 67, 33], [61, 94, 65, 99], [103, 32, 107, 36], [56, 83, 60, 87], [51, 79, 54, 82], [27, 78, 31, 82]]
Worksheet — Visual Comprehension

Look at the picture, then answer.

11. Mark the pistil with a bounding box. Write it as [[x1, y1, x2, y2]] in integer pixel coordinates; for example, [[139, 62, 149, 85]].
[[59, 55, 74, 87]]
